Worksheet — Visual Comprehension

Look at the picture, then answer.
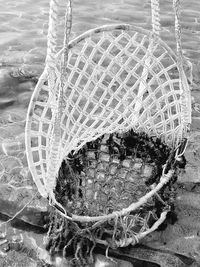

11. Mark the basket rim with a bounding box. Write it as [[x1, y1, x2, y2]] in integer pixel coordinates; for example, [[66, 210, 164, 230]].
[[58, 23, 177, 61], [25, 23, 189, 199]]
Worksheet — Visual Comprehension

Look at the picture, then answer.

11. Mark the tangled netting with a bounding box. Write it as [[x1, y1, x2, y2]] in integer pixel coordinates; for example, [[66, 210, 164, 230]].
[[45, 130, 185, 265]]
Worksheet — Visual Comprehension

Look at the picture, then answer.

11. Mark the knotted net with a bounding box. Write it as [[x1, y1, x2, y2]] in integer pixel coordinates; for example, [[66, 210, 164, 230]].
[[25, 0, 191, 264]]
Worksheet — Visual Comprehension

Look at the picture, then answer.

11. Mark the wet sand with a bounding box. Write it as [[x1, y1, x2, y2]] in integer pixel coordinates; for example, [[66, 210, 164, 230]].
[[0, 0, 200, 266]]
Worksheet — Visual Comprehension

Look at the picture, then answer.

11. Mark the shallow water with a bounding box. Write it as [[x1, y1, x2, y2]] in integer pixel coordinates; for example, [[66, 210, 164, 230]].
[[1, 0, 200, 110], [0, 0, 200, 111], [0, 0, 200, 266]]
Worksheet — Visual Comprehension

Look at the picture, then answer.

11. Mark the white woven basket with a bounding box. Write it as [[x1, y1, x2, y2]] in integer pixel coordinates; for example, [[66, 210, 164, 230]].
[[25, 1, 191, 241], [25, 23, 191, 198]]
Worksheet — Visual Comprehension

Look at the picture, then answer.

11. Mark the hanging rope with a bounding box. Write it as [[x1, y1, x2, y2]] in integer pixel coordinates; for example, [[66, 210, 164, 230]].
[[62, 0, 72, 71], [151, 0, 160, 37], [133, 0, 160, 120], [173, 0, 191, 132], [46, 0, 59, 71], [46, 0, 72, 204], [173, 0, 183, 69], [59, 0, 72, 126]]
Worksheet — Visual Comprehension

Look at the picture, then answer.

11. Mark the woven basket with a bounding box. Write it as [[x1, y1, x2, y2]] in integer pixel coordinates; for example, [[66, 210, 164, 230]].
[[25, 24, 190, 196], [25, 0, 191, 262]]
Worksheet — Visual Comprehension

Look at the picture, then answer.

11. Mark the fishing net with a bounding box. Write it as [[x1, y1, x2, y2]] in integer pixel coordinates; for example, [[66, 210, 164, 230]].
[[25, 0, 191, 265], [45, 130, 186, 265]]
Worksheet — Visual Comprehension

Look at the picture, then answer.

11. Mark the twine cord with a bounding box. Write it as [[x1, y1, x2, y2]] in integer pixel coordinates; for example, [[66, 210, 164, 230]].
[[151, 0, 160, 38], [45, 0, 72, 202], [173, 0, 192, 128], [133, 0, 160, 121]]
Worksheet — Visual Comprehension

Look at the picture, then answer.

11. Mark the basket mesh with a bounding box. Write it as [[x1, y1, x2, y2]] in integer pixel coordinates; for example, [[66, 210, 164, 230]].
[[26, 25, 187, 197], [55, 131, 171, 217], [45, 129, 182, 263]]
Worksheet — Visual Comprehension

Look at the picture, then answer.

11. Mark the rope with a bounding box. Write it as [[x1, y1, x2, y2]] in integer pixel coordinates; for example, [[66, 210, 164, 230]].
[[115, 209, 169, 247], [46, 0, 59, 71], [62, 0, 72, 71], [151, 0, 160, 37], [133, 0, 160, 121], [173, 0, 183, 69], [46, 0, 72, 203], [59, 0, 72, 123], [173, 0, 192, 128]]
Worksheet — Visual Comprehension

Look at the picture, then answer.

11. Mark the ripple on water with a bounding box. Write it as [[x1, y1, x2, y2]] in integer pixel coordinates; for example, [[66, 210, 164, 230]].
[[0, 122, 25, 137], [0, 97, 16, 109], [2, 139, 25, 157], [1, 156, 22, 172], [0, 108, 26, 123]]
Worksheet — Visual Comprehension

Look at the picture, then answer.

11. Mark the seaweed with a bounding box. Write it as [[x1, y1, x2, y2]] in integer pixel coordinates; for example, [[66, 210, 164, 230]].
[[46, 130, 184, 265]]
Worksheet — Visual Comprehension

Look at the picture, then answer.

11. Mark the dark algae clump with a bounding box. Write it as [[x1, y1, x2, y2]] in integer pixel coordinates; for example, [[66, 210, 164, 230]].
[[46, 130, 185, 265]]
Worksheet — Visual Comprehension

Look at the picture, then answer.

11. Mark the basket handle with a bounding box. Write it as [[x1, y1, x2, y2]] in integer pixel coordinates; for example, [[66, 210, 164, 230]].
[[151, 0, 160, 37], [46, 0, 59, 70], [61, 0, 72, 72], [133, 0, 160, 120], [46, 0, 72, 71], [45, 0, 72, 206], [173, 0, 191, 127]]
